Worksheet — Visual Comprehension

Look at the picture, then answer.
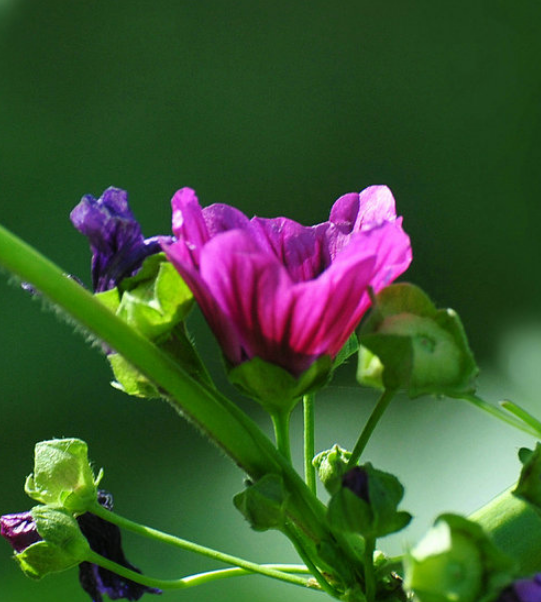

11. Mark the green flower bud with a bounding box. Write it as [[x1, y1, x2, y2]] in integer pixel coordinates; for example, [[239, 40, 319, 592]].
[[404, 514, 515, 602], [14, 506, 90, 579], [233, 474, 289, 532], [357, 283, 478, 398], [327, 463, 411, 539], [312, 444, 352, 495], [25, 439, 101, 514]]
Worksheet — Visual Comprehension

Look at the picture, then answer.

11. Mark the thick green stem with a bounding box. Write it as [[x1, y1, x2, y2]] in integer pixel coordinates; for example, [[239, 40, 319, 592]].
[[0, 223, 362, 586], [470, 487, 541, 574], [347, 389, 395, 468], [86, 550, 315, 590], [304, 393, 317, 495], [272, 410, 292, 462]]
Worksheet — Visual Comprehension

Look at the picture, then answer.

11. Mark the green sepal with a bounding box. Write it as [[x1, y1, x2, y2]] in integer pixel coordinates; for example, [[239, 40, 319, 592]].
[[334, 333, 359, 370], [15, 506, 90, 579], [312, 444, 352, 495], [404, 514, 516, 602], [514, 442, 541, 513], [108, 325, 214, 398], [327, 463, 411, 539], [25, 439, 101, 514], [96, 253, 193, 342], [97, 255, 214, 398], [227, 355, 332, 414], [233, 474, 289, 532], [108, 354, 161, 398], [357, 283, 478, 398]]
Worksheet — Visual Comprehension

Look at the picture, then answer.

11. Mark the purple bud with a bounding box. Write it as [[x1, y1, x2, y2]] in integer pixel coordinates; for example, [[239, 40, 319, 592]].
[[342, 466, 370, 503], [497, 574, 541, 602], [70, 187, 172, 292], [0, 511, 42, 553], [77, 490, 161, 602]]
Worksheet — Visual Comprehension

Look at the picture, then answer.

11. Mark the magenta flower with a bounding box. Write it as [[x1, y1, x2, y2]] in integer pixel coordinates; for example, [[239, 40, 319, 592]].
[[162, 186, 411, 378]]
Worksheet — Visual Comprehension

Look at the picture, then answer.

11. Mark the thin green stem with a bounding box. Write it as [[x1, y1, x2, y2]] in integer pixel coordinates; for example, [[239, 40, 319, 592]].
[[272, 410, 292, 462], [347, 389, 396, 468], [500, 400, 541, 437], [453, 393, 538, 437], [363, 537, 376, 602], [284, 524, 342, 599], [86, 550, 315, 591], [91, 503, 305, 585], [303, 393, 317, 494]]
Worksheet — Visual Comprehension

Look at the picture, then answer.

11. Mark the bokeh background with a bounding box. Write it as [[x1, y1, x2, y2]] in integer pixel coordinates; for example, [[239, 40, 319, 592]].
[[2, 1, 541, 601]]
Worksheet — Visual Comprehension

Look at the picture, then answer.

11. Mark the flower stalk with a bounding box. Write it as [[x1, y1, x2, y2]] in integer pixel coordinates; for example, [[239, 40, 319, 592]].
[[89, 502, 313, 587], [304, 393, 317, 494], [347, 389, 396, 468], [86, 550, 317, 591]]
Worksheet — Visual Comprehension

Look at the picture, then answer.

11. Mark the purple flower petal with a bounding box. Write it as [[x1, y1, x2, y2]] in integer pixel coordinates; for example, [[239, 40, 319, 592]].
[[71, 187, 170, 292], [342, 467, 371, 503], [163, 185, 412, 378], [77, 491, 160, 602], [1, 511, 42, 553], [497, 574, 541, 602]]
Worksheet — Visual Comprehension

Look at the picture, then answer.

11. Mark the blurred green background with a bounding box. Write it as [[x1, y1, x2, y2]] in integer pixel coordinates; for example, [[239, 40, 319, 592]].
[[2, 1, 541, 601]]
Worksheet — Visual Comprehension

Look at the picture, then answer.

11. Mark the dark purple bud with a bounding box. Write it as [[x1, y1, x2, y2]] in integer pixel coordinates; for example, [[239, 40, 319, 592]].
[[342, 466, 370, 503], [70, 187, 172, 292], [497, 574, 541, 602], [77, 490, 160, 602], [1, 511, 42, 553]]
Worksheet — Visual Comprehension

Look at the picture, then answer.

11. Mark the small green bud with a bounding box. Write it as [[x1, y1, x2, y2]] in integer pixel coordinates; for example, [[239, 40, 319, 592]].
[[25, 439, 101, 514], [15, 506, 90, 579], [327, 463, 411, 538], [514, 442, 541, 513], [233, 474, 289, 531], [357, 284, 478, 398], [404, 514, 515, 602], [227, 355, 332, 415], [312, 444, 352, 494]]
